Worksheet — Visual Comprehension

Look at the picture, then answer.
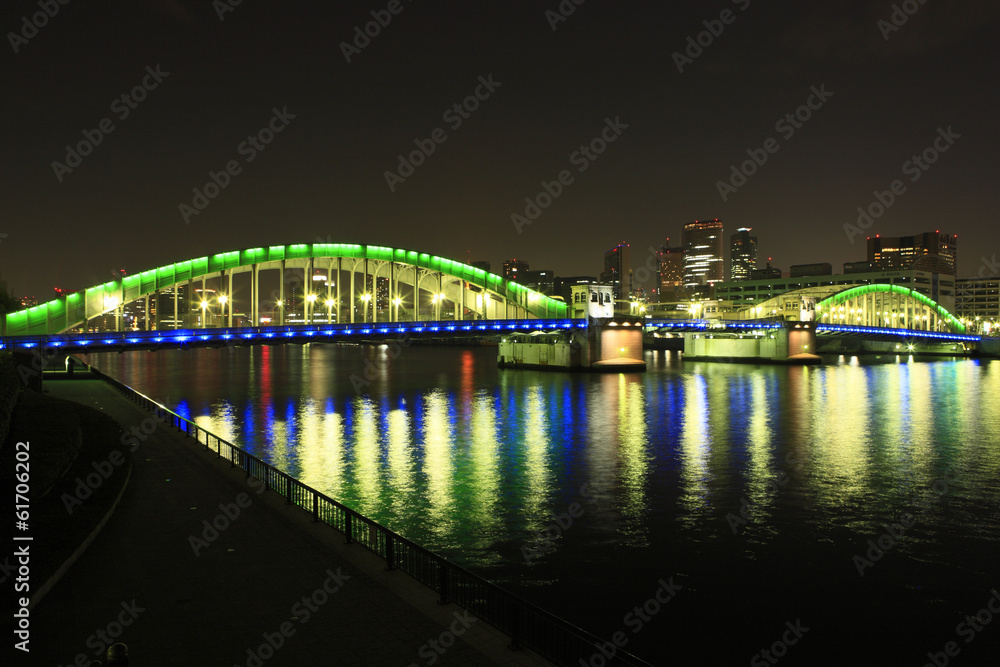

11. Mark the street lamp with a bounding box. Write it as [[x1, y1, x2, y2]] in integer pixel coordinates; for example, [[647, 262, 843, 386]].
[[325, 298, 335, 323], [218, 294, 228, 327], [361, 293, 371, 323], [393, 297, 402, 322], [307, 293, 317, 324], [432, 292, 444, 320], [200, 300, 209, 329]]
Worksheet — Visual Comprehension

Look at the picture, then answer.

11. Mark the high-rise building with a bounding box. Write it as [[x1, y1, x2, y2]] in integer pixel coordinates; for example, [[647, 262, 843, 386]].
[[657, 241, 685, 302], [683, 219, 724, 297], [154, 286, 189, 329], [729, 228, 757, 281], [522, 269, 555, 295], [867, 231, 957, 274], [503, 259, 529, 281], [600, 243, 631, 306], [956, 276, 1000, 324]]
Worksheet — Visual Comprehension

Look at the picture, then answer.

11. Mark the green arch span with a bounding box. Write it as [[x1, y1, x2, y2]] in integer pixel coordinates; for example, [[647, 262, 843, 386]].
[[816, 283, 965, 333], [3, 243, 567, 336]]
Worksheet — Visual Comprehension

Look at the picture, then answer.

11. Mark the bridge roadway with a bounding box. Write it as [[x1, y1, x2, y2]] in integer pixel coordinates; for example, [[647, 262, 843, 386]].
[[0, 318, 983, 355]]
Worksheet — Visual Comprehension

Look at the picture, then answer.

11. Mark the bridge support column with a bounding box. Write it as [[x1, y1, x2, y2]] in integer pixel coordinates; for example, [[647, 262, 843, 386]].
[[251, 264, 258, 326], [227, 270, 233, 328], [327, 262, 333, 324], [144, 294, 150, 331], [279, 262, 285, 326]]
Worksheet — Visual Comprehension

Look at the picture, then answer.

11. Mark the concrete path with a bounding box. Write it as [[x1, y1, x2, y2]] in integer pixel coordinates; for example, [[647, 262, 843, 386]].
[[30, 377, 551, 667]]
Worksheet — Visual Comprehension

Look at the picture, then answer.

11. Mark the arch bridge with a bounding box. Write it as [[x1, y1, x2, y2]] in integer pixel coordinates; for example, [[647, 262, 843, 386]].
[[3, 244, 567, 336], [735, 284, 967, 334]]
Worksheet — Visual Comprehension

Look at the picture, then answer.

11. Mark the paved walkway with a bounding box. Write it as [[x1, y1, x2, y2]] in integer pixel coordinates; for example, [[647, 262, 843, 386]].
[[31, 377, 551, 666]]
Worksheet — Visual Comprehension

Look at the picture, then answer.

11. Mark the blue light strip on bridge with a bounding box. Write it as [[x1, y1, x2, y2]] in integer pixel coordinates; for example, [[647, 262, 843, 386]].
[[0, 318, 586, 353], [816, 324, 981, 342]]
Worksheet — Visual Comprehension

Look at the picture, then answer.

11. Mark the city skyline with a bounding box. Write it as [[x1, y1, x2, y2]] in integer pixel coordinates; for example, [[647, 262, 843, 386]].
[[3, 2, 999, 300]]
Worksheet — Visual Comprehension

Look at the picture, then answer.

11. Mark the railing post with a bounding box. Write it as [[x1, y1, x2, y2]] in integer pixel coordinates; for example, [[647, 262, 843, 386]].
[[285, 474, 292, 505], [385, 535, 395, 571], [312, 494, 318, 522], [264, 465, 270, 492], [439, 558, 449, 604], [344, 511, 353, 543]]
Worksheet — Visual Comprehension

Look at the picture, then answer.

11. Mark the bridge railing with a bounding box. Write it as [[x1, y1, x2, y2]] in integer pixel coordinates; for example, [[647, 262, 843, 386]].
[[85, 363, 653, 667]]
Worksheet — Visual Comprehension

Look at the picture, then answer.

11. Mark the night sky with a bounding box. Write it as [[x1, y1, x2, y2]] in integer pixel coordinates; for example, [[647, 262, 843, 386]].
[[3, 0, 999, 300]]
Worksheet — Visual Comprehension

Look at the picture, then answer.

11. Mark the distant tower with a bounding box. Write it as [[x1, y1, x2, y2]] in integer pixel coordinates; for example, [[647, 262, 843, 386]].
[[503, 259, 529, 281], [600, 243, 631, 305], [657, 240, 686, 301], [867, 231, 957, 274], [683, 219, 724, 298], [730, 227, 758, 281]]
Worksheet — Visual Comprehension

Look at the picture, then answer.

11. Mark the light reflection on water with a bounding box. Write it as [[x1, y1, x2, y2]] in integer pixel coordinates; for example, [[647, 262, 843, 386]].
[[84, 345, 1000, 660], [87, 347, 1000, 559]]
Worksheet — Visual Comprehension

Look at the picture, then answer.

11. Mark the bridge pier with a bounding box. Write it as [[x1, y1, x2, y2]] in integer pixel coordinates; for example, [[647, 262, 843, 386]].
[[683, 321, 820, 364]]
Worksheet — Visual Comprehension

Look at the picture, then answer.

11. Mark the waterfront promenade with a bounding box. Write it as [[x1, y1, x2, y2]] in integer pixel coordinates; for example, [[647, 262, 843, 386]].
[[32, 376, 551, 666]]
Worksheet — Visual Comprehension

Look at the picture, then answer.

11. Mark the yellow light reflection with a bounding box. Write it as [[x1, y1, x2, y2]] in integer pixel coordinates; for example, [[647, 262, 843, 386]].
[[617, 374, 649, 545], [352, 396, 384, 515], [422, 390, 456, 536], [678, 374, 710, 526]]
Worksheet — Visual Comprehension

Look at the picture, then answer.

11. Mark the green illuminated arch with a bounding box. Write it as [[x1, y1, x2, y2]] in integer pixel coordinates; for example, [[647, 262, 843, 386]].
[[816, 284, 965, 333], [3, 243, 567, 336]]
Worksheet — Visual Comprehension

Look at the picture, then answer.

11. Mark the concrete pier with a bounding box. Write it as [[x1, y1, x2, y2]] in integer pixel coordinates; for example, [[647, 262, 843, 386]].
[[683, 321, 821, 364]]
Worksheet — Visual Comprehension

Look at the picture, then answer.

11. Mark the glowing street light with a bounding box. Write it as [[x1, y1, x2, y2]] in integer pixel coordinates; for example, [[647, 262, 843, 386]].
[[307, 293, 317, 325], [361, 293, 371, 323]]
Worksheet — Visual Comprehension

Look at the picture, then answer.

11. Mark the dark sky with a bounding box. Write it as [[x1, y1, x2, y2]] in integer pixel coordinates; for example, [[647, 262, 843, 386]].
[[3, 0, 999, 299]]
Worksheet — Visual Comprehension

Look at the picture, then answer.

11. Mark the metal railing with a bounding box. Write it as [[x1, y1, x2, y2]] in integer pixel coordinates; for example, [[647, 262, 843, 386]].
[[86, 364, 654, 667]]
